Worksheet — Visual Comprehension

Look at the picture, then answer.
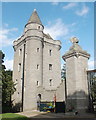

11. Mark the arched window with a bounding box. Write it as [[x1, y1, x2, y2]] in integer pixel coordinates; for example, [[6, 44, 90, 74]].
[[38, 94, 41, 99], [37, 94, 41, 102]]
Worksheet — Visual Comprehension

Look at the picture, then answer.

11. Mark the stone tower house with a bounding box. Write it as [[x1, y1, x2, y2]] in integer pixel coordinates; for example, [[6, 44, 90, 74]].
[[62, 37, 90, 112], [12, 9, 65, 112]]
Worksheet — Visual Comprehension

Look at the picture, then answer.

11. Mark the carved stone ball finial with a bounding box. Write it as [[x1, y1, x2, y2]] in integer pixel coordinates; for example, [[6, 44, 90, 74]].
[[70, 37, 79, 44]]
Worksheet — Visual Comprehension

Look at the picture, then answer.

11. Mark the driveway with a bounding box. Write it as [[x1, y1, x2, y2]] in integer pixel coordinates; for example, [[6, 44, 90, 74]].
[[17, 110, 96, 120]]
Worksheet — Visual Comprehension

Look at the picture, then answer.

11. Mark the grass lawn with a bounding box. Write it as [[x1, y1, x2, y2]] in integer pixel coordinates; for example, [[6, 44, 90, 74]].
[[0, 113, 28, 120]]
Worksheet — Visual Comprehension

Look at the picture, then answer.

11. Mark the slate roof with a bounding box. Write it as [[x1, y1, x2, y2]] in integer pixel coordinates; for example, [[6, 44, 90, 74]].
[[28, 9, 42, 25]]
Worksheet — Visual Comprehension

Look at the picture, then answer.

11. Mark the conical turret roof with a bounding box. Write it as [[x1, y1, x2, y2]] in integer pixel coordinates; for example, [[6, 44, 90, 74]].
[[28, 9, 42, 25]]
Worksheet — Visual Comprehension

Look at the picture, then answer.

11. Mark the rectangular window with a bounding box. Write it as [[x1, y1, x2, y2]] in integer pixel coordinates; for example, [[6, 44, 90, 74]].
[[18, 63, 21, 72], [49, 79, 52, 86], [37, 81, 39, 86], [19, 49, 22, 56], [37, 48, 39, 52], [49, 64, 52, 70], [49, 50, 52, 56], [37, 64, 39, 69]]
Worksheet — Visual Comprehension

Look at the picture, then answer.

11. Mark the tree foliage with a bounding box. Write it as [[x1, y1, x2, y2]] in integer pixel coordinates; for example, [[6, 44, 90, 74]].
[[2, 70, 16, 105], [61, 64, 66, 81], [0, 50, 16, 113], [91, 76, 96, 102]]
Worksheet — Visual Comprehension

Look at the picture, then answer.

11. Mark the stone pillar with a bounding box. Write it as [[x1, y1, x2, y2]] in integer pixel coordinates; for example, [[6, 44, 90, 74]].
[[62, 37, 90, 113]]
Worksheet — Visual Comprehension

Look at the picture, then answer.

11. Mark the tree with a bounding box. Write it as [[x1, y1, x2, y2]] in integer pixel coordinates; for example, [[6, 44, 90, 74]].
[[0, 50, 16, 113], [0, 50, 5, 113], [61, 63, 67, 109], [91, 77, 96, 102], [61, 64, 66, 81]]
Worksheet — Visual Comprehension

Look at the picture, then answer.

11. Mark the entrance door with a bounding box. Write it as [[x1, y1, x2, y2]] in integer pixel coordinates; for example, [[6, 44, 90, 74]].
[[37, 94, 41, 110]]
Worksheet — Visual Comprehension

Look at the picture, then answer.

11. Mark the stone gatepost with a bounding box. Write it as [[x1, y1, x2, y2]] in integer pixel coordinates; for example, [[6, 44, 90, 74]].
[[62, 37, 90, 113]]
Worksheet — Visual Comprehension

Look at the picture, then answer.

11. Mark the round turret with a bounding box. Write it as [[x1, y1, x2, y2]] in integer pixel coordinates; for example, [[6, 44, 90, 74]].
[[24, 9, 44, 38]]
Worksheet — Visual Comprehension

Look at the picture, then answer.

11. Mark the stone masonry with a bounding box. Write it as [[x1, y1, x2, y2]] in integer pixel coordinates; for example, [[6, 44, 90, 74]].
[[62, 37, 90, 112], [12, 9, 90, 113], [12, 9, 65, 112]]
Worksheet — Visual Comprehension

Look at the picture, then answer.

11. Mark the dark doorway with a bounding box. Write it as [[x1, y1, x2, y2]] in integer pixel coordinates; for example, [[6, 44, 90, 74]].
[[37, 94, 41, 111], [55, 102, 65, 113]]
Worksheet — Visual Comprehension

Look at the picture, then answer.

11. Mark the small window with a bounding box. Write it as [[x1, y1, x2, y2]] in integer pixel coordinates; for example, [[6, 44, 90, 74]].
[[18, 63, 21, 72], [37, 48, 39, 52], [37, 81, 39, 86], [49, 50, 52, 56], [38, 26, 40, 29], [49, 64, 52, 70], [19, 49, 22, 56], [49, 79, 52, 86], [37, 64, 39, 69]]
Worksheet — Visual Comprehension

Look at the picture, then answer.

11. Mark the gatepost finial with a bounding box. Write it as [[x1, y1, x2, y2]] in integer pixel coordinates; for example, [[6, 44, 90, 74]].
[[70, 37, 79, 44]]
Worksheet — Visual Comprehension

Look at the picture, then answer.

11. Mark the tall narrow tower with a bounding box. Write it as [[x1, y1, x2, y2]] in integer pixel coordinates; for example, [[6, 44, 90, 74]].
[[13, 9, 44, 111], [62, 37, 90, 112], [12, 9, 62, 112]]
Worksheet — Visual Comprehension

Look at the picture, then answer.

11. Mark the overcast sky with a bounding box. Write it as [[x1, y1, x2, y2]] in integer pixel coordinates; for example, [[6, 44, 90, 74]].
[[1, 2, 94, 70]]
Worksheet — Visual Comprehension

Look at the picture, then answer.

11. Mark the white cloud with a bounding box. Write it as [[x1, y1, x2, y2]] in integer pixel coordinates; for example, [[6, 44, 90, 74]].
[[4, 59, 13, 70], [88, 60, 94, 70], [76, 5, 89, 16], [0, 27, 18, 48], [44, 18, 69, 40], [63, 3, 77, 10]]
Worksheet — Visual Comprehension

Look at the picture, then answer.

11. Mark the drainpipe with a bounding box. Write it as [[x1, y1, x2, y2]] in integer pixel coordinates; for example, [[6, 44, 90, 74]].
[[42, 38, 44, 85], [21, 43, 26, 112], [65, 77, 67, 112]]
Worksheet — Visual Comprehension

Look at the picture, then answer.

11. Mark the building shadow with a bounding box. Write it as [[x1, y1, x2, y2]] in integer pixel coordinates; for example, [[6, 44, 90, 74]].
[[12, 102, 22, 113], [27, 112, 96, 120], [9, 90, 96, 120], [65, 90, 93, 113]]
